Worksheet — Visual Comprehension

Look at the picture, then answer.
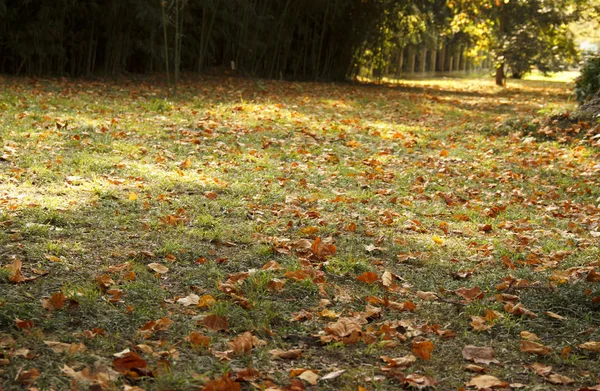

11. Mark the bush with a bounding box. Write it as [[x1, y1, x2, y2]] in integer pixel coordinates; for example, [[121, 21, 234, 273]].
[[575, 56, 600, 104]]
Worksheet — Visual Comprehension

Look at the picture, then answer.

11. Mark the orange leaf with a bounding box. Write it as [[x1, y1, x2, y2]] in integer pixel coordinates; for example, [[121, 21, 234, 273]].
[[412, 339, 434, 360], [112, 351, 147, 373], [41, 292, 66, 311], [197, 294, 217, 308], [520, 340, 552, 356], [227, 332, 253, 355], [189, 332, 210, 347], [203, 314, 229, 331], [202, 372, 240, 391], [357, 272, 379, 284]]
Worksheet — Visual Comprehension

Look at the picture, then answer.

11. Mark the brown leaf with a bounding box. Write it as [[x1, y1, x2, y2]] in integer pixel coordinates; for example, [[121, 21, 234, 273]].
[[469, 316, 492, 331], [270, 349, 303, 360], [520, 340, 552, 356], [520, 331, 540, 341], [416, 291, 437, 301], [455, 286, 484, 302], [525, 362, 552, 377], [112, 351, 147, 373], [202, 372, 240, 391], [147, 262, 168, 274], [234, 367, 261, 382], [41, 291, 66, 311], [177, 293, 200, 306], [357, 272, 379, 284], [412, 339, 434, 360], [464, 364, 487, 373], [466, 375, 508, 389], [17, 368, 40, 386], [203, 314, 229, 331], [297, 370, 320, 385], [204, 191, 218, 200], [505, 302, 536, 318], [7, 258, 27, 283], [189, 332, 210, 347], [380, 354, 416, 369], [461, 345, 500, 365], [228, 332, 253, 355], [578, 341, 600, 352], [325, 317, 364, 337], [381, 271, 393, 287], [15, 318, 34, 329], [547, 373, 575, 385], [403, 374, 438, 389], [44, 340, 86, 355]]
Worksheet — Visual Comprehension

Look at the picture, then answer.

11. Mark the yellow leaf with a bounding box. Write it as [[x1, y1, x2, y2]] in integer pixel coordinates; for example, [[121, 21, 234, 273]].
[[432, 236, 444, 245], [128, 192, 138, 201]]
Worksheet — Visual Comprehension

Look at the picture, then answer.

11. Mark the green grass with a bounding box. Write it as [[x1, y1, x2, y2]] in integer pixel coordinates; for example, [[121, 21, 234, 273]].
[[0, 74, 599, 390]]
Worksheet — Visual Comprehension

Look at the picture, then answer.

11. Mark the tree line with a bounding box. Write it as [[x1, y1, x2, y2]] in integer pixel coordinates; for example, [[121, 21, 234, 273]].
[[0, 0, 594, 84]]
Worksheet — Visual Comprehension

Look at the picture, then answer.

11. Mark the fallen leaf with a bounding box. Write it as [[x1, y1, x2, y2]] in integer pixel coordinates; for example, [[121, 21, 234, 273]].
[[44, 340, 86, 354], [416, 291, 437, 301], [578, 341, 600, 352], [381, 271, 393, 287], [41, 291, 66, 311], [320, 369, 345, 381], [520, 331, 540, 341], [466, 375, 508, 389], [228, 332, 253, 355], [464, 364, 487, 373], [18, 368, 40, 386], [189, 332, 210, 347], [545, 311, 564, 320], [357, 272, 379, 284], [197, 294, 217, 308], [112, 351, 147, 374], [202, 372, 240, 391], [298, 370, 320, 385], [270, 349, 303, 360], [521, 340, 552, 356], [325, 317, 364, 337], [547, 373, 575, 385], [412, 339, 434, 360], [203, 314, 229, 331], [380, 354, 416, 369], [461, 345, 500, 365], [177, 293, 200, 306], [403, 374, 438, 389], [147, 262, 168, 274]]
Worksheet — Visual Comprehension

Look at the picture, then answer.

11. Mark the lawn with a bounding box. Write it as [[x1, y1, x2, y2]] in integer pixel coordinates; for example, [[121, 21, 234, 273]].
[[0, 74, 599, 391]]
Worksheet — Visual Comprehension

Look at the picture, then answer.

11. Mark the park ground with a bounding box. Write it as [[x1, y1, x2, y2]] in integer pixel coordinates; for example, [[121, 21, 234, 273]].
[[0, 73, 599, 390]]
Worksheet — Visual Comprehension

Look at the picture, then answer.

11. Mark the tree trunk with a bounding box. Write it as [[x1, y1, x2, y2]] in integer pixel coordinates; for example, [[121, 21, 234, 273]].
[[495, 62, 504, 86]]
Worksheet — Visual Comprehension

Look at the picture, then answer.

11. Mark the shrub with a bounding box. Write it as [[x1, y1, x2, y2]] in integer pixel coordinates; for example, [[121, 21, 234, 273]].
[[575, 56, 600, 104]]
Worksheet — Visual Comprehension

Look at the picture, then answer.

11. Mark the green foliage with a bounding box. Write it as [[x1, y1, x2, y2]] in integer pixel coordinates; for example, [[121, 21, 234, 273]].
[[575, 56, 600, 103]]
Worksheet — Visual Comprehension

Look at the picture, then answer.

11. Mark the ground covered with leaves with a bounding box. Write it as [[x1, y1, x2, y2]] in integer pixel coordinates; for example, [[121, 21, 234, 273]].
[[1, 74, 599, 391]]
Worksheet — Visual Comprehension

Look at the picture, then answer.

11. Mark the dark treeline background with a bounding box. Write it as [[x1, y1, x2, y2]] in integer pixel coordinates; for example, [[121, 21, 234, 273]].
[[0, 0, 592, 82], [0, 0, 396, 80]]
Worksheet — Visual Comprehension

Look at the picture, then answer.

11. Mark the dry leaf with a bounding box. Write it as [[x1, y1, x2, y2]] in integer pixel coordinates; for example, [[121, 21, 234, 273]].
[[412, 339, 434, 360], [547, 373, 574, 385], [147, 263, 168, 274], [466, 375, 508, 389], [197, 294, 217, 308], [416, 291, 437, 301], [320, 369, 345, 381], [177, 293, 200, 306], [203, 314, 229, 331], [325, 317, 364, 337], [189, 331, 210, 347], [228, 332, 253, 355], [520, 340, 552, 356], [202, 372, 240, 391], [18, 368, 40, 386], [357, 272, 379, 284], [520, 331, 540, 341], [381, 271, 393, 287], [270, 349, 303, 360], [464, 364, 487, 373], [380, 354, 416, 368], [578, 341, 600, 352], [461, 345, 500, 365], [41, 292, 66, 311], [297, 370, 320, 385], [112, 351, 147, 373]]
